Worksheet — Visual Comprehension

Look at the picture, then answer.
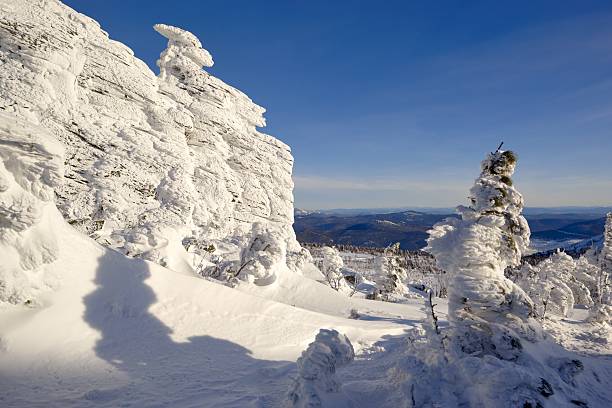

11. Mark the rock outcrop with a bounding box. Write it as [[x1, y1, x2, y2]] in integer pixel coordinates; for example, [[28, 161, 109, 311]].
[[0, 0, 303, 301]]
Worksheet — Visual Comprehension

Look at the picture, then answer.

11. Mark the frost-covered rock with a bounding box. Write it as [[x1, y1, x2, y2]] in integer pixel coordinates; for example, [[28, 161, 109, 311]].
[[0, 0, 305, 296], [0, 113, 63, 303], [288, 329, 354, 408]]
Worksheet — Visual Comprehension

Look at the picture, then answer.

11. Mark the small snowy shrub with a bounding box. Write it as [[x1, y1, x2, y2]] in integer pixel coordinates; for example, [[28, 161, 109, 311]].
[[288, 329, 354, 408], [287, 246, 314, 274], [235, 223, 286, 285], [374, 243, 408, 301], [587, 303, 611, 325], [198, 223, 289, 285], [518, 251, 594, 318], [319, 246, 346, 291]]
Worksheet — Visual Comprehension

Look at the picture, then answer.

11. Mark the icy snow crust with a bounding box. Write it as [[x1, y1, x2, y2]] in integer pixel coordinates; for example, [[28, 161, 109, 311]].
[[0, 0, 300, 295]]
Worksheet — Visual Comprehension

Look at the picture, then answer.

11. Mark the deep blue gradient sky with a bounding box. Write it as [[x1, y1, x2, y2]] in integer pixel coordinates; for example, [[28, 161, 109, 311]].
[[64, 0, 612, 209]]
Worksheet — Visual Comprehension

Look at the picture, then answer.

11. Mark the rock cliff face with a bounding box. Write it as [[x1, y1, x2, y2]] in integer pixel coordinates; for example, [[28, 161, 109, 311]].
[[0, 0, 303, 301]]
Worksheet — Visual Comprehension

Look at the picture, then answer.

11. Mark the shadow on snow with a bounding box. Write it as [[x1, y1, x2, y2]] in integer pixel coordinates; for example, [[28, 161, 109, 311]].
[[83, 249, 294, 407]]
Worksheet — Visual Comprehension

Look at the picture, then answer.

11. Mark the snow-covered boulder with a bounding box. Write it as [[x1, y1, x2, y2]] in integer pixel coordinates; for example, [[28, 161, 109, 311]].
[[0, 0, 304, 297]]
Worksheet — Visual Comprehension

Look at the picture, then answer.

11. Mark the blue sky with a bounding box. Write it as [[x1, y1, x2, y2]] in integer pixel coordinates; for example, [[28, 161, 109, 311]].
[[64, 0, 612, 209]]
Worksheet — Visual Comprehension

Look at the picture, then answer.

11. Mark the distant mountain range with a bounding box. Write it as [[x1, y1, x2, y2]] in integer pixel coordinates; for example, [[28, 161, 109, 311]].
[[294, 207, 610, 251]]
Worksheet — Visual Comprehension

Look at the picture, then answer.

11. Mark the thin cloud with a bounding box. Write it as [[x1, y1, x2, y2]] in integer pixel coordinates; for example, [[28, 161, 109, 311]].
[[293, 175, 468, 193]]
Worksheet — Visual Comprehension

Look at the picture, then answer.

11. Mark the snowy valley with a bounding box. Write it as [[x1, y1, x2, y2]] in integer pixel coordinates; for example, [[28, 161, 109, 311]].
[[0, 1, 611, 407]]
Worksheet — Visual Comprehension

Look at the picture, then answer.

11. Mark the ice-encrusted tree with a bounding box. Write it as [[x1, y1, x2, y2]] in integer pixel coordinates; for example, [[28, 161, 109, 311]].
[[419, 149, 598, 406], [319, 246, 345, 291], [597, 213, 612, 304], [426, 148, 536, 357], [590, 213, 612, 323], [374, 243, 408, 301], [235, 223, 286, 285], [517, 251, 594, 318]]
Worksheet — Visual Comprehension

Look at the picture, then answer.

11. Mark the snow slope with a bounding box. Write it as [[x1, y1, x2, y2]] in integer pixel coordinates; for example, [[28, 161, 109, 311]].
[[0, 214, 425, 407]]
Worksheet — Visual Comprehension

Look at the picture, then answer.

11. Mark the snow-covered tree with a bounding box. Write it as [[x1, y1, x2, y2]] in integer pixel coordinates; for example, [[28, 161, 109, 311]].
[[517, 251, 594, 318], [573, 254, 600, 302], [520, 255, 571, 318], [319, 246, 345, 291], [374, 243, 408, 301], [596, 212, 612, 305], [589, 213, 612, 323], [197, 223, 287, 285], [235, 223, 286, 285], [426, 149, 536, 358], [421, 149, 595, 406]]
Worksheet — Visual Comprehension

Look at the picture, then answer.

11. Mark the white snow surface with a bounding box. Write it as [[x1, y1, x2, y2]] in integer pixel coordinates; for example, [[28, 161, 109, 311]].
[[0, 214, 425, 407]]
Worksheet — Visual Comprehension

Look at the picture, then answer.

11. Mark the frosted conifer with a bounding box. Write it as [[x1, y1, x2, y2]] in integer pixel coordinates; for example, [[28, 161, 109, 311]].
[[426, 149, 536, 357]]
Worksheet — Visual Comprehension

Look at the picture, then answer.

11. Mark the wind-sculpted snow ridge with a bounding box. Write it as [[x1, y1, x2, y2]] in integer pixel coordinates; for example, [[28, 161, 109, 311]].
[[0, 0, 304, 301], [288, 329, 355, 408]]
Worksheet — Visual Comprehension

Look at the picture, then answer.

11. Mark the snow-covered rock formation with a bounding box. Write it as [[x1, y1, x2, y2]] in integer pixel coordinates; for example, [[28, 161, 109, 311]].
[[0, 0, 304, 301]]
